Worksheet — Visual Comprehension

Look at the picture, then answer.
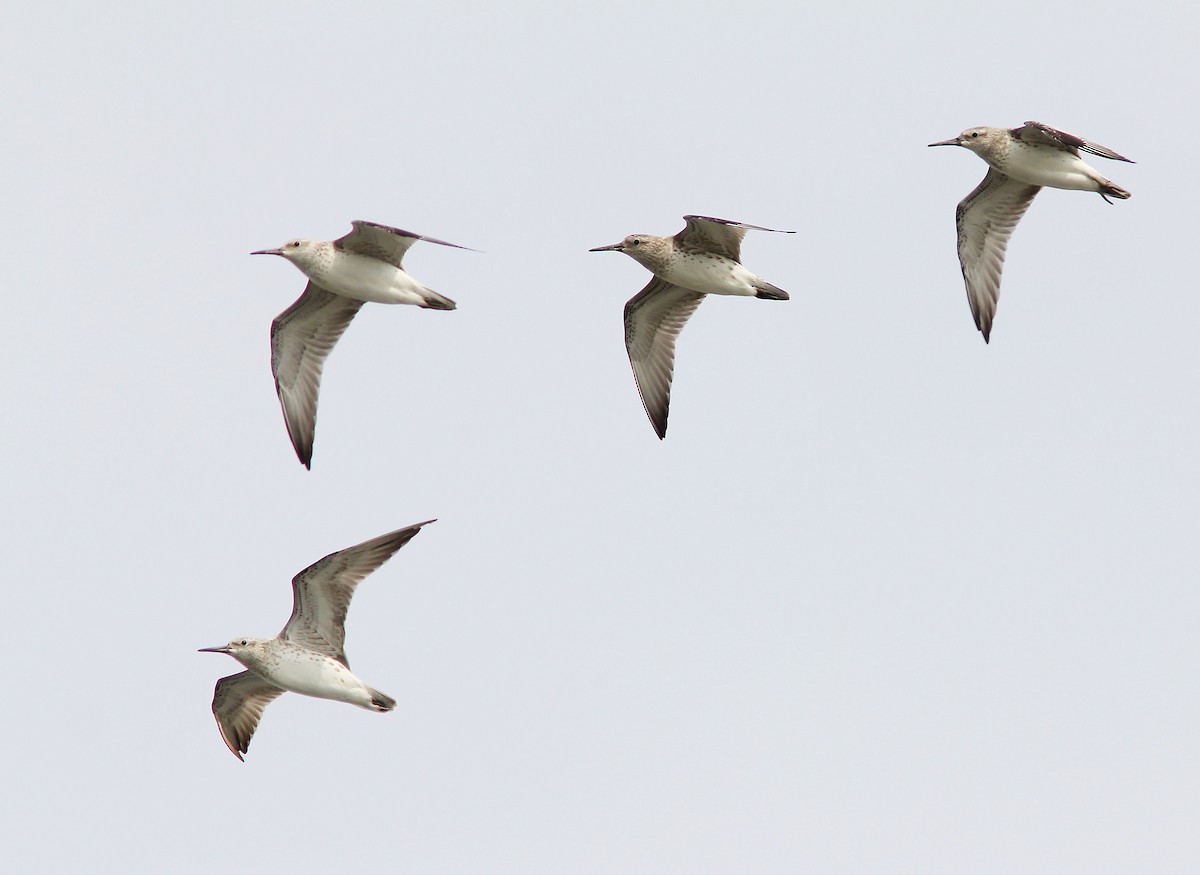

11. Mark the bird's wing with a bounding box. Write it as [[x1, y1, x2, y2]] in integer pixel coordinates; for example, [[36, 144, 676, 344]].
[[624, 278, 705, 439], [211, 671, 286, 761], [270, 283, 364, 469], [335, 220, 475, 268], [955, 169, 1041, 342], [1015, 121, 1134, 163], [282, 521, 434, 664], [676, 215, 793, 261]]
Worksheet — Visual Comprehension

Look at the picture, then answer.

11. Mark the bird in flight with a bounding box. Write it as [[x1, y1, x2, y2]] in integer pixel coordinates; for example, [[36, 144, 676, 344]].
[[590, 215, 792, 438], [253, 220, 472, 467], [199, 520, 433, 760], [929, 121, 1133, 342]]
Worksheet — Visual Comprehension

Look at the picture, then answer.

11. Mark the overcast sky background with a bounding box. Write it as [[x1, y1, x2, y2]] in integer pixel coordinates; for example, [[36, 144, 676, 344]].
[[4, 2, 1197, 872]]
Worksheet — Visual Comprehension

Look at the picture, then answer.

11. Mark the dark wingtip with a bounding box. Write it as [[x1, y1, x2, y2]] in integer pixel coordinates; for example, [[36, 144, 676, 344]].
[[292, 432, 313, 469]]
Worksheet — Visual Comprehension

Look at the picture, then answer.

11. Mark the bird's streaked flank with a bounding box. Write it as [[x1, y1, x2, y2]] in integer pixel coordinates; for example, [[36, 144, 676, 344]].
[[590, 215, 793, 439], [199, 520, 433, 761], [929, 121, 1133, 342], [253, 220, 473, 468]]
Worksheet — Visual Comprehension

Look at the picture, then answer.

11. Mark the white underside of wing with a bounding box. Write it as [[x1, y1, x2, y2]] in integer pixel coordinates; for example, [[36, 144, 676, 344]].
[[624, 278, 705, 438], [955, 169, 1040, 341], [211, 671, 286, 761], [282, 523, 433, 660], [270, 283, 364, 468]]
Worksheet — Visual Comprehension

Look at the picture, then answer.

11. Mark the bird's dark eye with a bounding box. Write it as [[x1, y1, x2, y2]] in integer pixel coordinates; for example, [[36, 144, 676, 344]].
[[239, 639, 247, 646], [970, 132, 979, 138], [630, 239, 640, 246]]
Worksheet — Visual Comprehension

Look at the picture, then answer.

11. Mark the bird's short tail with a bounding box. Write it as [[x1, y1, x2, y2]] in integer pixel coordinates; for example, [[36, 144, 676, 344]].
[[419, 288, 458, 310], [1099, 179, 1131, 202], [369, 689, 397, 712], [754, 281, 790, 301]]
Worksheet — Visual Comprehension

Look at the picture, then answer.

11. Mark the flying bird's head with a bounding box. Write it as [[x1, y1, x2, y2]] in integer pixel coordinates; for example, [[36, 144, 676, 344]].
[[928, 127, 999, 157], [251, 238, 323, 272], [199, 638, 268, 669], [589, 234, 666, 270]]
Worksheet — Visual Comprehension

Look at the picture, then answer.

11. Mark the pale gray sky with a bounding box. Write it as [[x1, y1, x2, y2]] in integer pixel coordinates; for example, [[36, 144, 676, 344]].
[[4, 1, 1197, 872]]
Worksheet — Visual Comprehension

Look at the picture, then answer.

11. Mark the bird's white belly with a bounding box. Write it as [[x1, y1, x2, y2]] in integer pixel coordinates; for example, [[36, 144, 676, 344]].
[[268, 652, 373, 706], [1001, 146, 1098, 192], [662, 255, 756, 296], [317, 252, 429, 305]]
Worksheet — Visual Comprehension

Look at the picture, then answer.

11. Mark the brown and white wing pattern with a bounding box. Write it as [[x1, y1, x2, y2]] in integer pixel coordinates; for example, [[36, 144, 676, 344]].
[[955, 169, 1041, 342], [281, 521, 434, 664], [1014, 121, 1134, 163], [211, 671, 287, 761], [270, 283, 364, 468], [676, 215, 791, 261], [335, 220, 473, 269], [624, 278, 705, 439]]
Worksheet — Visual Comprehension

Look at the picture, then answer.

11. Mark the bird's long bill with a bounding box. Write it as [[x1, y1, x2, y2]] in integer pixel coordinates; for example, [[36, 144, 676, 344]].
[[249, 248, 284, 256], [589, 242, 624, 252], [927, 137, 960, 147], [197, 645, 230, 653]]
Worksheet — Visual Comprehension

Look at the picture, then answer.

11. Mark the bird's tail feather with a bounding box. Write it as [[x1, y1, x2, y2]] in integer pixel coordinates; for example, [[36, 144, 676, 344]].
[[754, 281, 790, 301], [1099, 179, 1131, 201], [369, 689, 397, 711], [419, 288, 457, 310]]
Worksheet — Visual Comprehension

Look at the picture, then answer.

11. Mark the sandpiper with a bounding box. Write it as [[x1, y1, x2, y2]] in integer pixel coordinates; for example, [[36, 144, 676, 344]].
[[929, 121, 1133, 342], [199, 520, 433, 760], [590, 215, 792, 438], [253, 221, 473, 467]]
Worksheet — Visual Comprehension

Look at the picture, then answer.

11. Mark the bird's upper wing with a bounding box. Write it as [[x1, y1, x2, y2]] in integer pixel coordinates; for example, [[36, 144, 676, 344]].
[[676, 215, 793, 261], [281, 521, 434, 664], [270, 283, 364, 469], [624, 278, 705, 439], [211, 671, 287, 761], [955, 169, 1041, 342], [1014, 121, 1134, 163], [335, 220, 475, 268]]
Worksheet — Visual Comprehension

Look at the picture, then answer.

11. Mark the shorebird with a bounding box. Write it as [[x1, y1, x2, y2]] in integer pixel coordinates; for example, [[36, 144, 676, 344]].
[[929, 121, 1133, 342], [253, 221, 472, 468], [590, 215, 792, 438], [199, 520, 433, 760]]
